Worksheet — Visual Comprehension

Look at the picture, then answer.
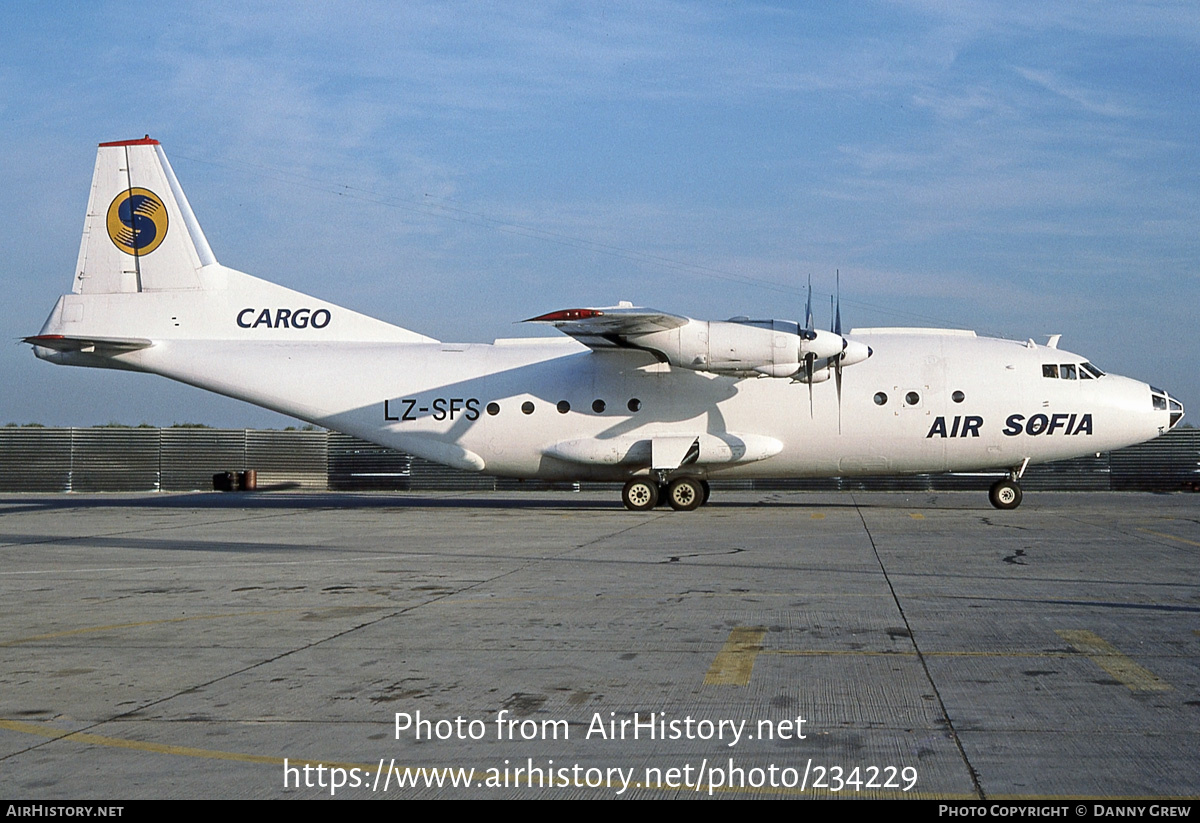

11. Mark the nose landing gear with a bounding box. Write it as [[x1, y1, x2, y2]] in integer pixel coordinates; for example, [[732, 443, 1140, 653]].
[[988, 479, 1023, 510], [988, 460, 1028, 510]]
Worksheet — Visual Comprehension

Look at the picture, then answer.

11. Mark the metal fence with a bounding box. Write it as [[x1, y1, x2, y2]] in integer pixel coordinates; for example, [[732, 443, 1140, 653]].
[[0, 427, 1196, 493], [0, 428, 326, 492]]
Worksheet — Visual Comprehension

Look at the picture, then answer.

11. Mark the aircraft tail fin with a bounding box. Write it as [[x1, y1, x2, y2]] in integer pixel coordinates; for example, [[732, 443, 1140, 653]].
[[75, 136, 216, 294], [37, 137, 437, 350]]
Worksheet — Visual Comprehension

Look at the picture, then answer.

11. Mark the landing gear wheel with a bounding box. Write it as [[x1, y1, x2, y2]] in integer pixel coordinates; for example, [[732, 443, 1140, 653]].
[[699, 479, 711, 506], [666, 477, 704, 511], [622, 478, 659, 511], [989, 479, 1023, 510]]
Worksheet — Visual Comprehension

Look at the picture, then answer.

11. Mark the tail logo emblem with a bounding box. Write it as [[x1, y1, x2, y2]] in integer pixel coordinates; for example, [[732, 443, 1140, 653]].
[[106, 188, 168, 256]]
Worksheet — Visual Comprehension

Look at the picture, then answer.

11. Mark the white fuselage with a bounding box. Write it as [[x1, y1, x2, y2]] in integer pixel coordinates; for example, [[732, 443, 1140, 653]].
[[244, 331, 1170, 481]]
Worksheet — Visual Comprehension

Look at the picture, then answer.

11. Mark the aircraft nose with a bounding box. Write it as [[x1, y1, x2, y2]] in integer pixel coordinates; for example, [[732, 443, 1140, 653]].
[[1152, 386, 1185, 429], [1168, 393, 1185, 429]]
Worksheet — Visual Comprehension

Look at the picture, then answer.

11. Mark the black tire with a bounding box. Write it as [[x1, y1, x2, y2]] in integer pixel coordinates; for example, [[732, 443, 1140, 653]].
[[666, 477, 704, 511], [699, 479, 711, 506], [989, 479, 1023, 510], [622, 478, 659, 511]]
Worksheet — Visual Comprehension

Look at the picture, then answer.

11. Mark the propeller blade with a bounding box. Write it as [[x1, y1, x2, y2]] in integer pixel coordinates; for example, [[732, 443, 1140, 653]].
[[835, 270, 842, 336], [835, 353, 843, 434], [804, 275, 814, 334], [806, 353, 814, 417]]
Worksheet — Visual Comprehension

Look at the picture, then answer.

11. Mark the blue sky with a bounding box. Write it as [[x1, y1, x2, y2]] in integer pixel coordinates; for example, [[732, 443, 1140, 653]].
[[3, 2, 1198, 427]]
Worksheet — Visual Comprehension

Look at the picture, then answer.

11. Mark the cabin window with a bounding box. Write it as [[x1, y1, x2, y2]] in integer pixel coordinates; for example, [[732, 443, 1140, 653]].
[[628, 398, 641, 412], [873, 392, 887, 406], [905, 391, 920, 406], [952, 390, 965, 403], [592, 399, 606, 413], [557, 400, 570, 414], [521, 401, 535, 415], [486, 402, 500, 416]]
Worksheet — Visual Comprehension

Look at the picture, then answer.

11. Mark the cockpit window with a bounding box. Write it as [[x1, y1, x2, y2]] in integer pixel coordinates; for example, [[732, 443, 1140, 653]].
[[1045, 362, 1099, 380]]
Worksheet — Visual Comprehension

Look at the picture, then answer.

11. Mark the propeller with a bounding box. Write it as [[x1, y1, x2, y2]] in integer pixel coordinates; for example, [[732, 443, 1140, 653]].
[[794, 271, 871, 430], [833, 271, 844, 433], [803, 277, 816, 416]]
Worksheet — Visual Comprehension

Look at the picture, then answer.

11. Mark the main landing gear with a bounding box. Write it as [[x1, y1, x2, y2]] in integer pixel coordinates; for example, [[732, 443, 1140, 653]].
[[621, 476, 711, 512]]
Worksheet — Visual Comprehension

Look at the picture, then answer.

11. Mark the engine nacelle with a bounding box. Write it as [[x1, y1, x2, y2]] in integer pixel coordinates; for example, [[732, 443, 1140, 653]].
[[840, 339, 872, 367], [634, 319, 848, 377], [792, 366, 832, 384]]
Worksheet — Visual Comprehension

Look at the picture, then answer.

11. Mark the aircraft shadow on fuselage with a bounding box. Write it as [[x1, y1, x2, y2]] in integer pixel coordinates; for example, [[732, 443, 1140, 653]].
[[326, 349, 758, 478]]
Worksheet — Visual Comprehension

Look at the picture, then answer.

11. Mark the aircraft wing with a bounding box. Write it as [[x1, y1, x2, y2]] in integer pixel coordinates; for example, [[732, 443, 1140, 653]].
[[23, 334, 153, 354], [524, 306, 688, 349]]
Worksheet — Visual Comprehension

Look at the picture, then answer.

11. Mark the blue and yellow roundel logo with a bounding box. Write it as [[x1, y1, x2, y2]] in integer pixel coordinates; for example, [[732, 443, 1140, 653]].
[[106, 188, 168, 256]]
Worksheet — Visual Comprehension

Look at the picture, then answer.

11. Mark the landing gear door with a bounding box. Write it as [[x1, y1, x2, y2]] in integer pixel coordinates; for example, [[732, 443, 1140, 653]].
[[652, 436, 700, 471]]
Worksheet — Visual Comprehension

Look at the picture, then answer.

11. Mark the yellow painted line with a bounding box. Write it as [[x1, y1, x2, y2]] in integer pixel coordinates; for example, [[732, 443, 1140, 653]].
[[0, 606, 388, 647], [704, 626, 767, 686], [1056, 630, 1171, 692], [764, 650, 1076, 658], [810, 513, 825, 519], [445, 592, 893, 606], [1138, 529, 1200, 549], [0, 719, 355, 768], [0, 611, 289, 647], [908, 513, 924, 520]]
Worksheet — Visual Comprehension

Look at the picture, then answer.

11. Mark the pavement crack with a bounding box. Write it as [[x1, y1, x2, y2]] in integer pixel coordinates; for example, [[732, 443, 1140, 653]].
[[851, 493, 986, 801]]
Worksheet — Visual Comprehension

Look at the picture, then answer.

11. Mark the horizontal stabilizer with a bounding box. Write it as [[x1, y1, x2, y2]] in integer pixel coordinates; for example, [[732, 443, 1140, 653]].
[[23, 334, 153, 354]]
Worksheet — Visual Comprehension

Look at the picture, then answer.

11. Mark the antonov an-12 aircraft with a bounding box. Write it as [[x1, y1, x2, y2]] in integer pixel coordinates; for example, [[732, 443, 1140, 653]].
[[26, 138, 1185, 510]]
